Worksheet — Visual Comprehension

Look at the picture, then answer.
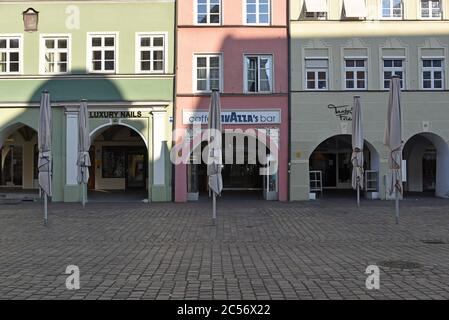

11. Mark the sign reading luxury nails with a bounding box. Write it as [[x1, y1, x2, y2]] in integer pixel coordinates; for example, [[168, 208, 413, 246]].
[[183, 110, 281, 125], [89, 111, 143, 118], [328, 104, 352, 121]]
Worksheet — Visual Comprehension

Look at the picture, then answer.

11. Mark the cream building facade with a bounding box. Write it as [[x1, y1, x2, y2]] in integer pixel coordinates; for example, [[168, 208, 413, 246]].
[[289, 0, 449, 200]]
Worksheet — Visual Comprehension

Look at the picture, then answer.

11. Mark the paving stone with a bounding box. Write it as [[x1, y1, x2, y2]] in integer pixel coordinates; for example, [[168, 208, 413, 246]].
[[0, 199, 448, 299]]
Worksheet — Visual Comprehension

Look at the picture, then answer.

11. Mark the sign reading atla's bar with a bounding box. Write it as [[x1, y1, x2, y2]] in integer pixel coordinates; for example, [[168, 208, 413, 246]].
[[183, 110, 281, 125], [89, 111, 142, 119], [328, 104, 352, 121]]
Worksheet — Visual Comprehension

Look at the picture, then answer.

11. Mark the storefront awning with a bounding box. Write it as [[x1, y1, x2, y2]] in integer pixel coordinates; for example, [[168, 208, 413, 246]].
[[305, 0, 328, 13], [343, 0, 367, 18]]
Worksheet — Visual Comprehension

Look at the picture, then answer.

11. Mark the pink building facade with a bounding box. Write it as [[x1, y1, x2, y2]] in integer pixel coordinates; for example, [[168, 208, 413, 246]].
[[175, 0, 289, 202]]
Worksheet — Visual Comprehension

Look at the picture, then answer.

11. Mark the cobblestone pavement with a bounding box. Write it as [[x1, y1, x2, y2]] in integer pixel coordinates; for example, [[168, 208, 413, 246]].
[[1, 197, 449, 300]]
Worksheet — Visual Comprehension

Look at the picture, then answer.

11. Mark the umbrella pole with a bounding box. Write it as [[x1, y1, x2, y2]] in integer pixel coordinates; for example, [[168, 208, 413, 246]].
[[82, 183, 86, 208], [395, 189, 399, 224], [44, 194, 48, 226], [212, 193, 216, 226], [357, 183, 360, 208]]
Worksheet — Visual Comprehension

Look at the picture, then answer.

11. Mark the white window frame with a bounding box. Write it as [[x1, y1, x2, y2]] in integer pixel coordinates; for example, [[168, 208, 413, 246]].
[[344, 57, 368, 90], [135, 32, 168, 74], [0, 34, 23, 75], [243, 0, 271, 25], [244, 54, 274, 94], [87, 32, 119, 74], [380, 0, 403, 19], [419, 0, 442, 19], [421, 57, 445, 90], [195, 0, 222, 25], [382, 57, 405, 90], [39, 34, 71, 75], [304, 58, 329, 91], [193, 53, 223, 93]]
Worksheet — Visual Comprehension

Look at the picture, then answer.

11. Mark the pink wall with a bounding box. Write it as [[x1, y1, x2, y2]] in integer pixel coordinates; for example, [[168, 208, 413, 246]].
[[175, 0, 289, 202], [178, 0, 287, 26], [177, 28, 289, 94]]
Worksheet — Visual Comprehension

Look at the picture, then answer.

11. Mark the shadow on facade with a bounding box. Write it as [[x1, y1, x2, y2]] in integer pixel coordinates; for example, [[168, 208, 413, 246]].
[[0, 70, 157, 202], [175, 31, 289, 202]]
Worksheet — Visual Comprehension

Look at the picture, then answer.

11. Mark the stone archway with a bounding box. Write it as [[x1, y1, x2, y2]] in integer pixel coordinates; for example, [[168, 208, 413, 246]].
[[88, 124, 149, 202], [0, 122, 38, 190], [308, 134, 380, 197], [403, 132, 449, 198]]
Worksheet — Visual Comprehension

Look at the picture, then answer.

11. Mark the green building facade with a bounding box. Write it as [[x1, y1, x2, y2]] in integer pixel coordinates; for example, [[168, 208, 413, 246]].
[[0, 0, 175, 202]]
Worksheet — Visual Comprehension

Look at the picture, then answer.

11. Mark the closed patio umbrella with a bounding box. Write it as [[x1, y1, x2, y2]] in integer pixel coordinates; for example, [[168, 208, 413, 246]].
[[38, 90, 52, 226], [351, 96, 364, 207], [207, 90, 223, 225], [77, 100, 91, 208], [384, 76, 403, 224]]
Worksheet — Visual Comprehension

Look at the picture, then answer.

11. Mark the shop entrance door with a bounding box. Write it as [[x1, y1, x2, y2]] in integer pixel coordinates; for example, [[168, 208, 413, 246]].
[[125, 149, 146, 189]]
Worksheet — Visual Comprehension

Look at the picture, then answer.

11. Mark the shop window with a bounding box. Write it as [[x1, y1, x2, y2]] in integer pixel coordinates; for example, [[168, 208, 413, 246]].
[[102, 147, 125, 178]]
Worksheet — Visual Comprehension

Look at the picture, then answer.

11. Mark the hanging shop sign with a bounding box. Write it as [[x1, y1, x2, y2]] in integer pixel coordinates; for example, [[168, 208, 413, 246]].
[[183, 110, 281, 125], [89, 111, 143, 119], [328, 104, 352, 121]]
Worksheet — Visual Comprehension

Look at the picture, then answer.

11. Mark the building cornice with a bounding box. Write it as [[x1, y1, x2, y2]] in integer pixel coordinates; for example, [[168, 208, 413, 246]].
[[0, 74, 175, 81]]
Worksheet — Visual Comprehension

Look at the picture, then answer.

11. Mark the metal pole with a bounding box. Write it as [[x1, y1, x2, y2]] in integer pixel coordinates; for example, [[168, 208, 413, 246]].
[[44, 194, 48, 226], [357, 183, 360, 208], [82, 183, 86, 208], [212, 193, 216, 226], [395, 189, 399, 224]]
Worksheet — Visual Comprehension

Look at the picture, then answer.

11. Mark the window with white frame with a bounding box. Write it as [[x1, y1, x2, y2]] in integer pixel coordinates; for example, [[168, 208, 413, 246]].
[[195, 54, 221, 92], [245, 55, 273, 93], [381, 0, 403, 18], [383, 58, 405, 89], [196, 0, 221, 24], [88, 34, 116, 73], [41, 37, 69, 74], [304, 0, 328, 20], [0, 36, 21, 73], [246, 0, 271, 24], [344, 59, 367, 90], [305, 59, 328, 90], [422, 58, 444, 89], [136, 34, 165, 73], [421, 0, 442, 19]]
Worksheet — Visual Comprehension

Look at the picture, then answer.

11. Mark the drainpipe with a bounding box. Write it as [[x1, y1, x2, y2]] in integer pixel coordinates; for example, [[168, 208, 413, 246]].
[[171, 0, 178, 202], [287, 0, 292, 201]]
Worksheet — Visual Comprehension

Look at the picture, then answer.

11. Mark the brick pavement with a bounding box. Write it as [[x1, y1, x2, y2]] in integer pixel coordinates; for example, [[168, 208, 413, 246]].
[[0, 197, 448, 300]]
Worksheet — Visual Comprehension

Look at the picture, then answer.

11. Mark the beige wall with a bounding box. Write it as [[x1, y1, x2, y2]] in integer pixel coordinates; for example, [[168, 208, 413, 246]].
[[291, 0, 449, 20], [289, 0, 449, 200]]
